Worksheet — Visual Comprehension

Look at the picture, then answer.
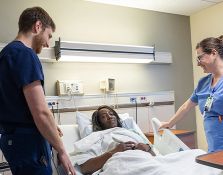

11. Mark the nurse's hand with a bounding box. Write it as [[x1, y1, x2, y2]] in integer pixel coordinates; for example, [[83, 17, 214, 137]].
[[159, 122, 171, 129]]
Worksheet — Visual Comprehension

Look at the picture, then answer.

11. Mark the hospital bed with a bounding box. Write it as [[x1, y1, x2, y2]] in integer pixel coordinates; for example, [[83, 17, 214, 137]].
[[58, 117, 189, 156], [56, 117, 223, 175]]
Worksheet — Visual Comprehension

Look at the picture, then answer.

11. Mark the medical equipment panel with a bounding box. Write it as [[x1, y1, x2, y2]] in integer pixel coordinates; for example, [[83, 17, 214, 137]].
[[56, 80, 84, 96]]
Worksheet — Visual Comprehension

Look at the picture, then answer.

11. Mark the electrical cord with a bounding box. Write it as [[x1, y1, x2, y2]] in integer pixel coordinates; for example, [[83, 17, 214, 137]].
[[102, 88, 106, 104], [50, 103, 60, 175], [105, 89, 107, 105], [114, 92, 118, 109], [72, 95, 78, 112], [56, 102, 61, 125], [51, 151, 60, 175], [51, 105, 55, 119], [135, 100, 138, 124]]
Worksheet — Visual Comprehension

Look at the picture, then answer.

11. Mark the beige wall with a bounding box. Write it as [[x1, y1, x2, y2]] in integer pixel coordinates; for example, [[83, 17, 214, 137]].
[[190, 2, 223, 150], [0, 0, 196, 131]]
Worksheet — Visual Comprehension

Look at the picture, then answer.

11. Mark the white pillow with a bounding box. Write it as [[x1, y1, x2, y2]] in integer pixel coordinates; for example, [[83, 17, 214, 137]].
[[76, 112, 92, 139], [76, 112, 147, 142]]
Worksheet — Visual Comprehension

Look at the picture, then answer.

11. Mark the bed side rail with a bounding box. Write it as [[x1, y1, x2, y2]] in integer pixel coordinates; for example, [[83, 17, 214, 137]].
[[151, 118, 190, 155]]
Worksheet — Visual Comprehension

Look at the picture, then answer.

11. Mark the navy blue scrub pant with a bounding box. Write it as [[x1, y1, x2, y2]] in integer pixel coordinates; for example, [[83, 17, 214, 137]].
[[0, 127, 52, 175]]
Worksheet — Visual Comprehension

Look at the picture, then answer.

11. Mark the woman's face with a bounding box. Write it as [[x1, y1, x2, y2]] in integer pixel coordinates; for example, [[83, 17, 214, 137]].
[[196, 47, 217, 73], [98, 108, 118, 130]]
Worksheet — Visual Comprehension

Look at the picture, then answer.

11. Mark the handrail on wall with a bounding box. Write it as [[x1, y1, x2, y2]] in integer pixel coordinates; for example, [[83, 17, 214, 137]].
[[52, 101, 174, 113]]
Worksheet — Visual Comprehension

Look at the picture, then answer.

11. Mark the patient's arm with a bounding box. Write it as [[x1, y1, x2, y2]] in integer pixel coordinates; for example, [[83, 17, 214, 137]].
[[80, 141, 136, 175]]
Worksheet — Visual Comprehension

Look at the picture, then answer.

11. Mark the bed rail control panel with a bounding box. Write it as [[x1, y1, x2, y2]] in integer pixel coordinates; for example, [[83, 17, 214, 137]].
[[56, 80, 84, 96]]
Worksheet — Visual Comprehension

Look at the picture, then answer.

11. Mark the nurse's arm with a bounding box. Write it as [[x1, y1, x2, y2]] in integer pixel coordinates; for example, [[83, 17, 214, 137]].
[[160, 99, 197, 129], [23, 80, 76, 175]]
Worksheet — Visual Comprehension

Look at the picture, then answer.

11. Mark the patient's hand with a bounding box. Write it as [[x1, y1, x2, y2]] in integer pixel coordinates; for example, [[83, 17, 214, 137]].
[[111, 141, 136, 154], [135, 143, 156, 156], [135, 143, 149, 152]]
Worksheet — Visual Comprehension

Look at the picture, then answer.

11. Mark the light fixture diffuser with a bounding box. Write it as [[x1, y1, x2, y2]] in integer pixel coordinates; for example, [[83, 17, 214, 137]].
[[54, 38, 155, 63]]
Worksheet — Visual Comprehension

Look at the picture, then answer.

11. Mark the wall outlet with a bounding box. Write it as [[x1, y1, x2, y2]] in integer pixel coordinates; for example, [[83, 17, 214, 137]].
[[139, 96, 147, 103], [47, 100, 58, 108], [130, 97, 137, 103]]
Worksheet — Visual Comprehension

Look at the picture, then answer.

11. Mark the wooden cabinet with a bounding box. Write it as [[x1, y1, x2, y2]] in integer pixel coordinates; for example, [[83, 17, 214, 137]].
[[144, 129, 196, 149]]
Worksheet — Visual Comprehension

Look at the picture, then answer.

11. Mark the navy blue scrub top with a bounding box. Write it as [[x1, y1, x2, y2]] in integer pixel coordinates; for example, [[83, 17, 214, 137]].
[[0, 41, 44, 125]]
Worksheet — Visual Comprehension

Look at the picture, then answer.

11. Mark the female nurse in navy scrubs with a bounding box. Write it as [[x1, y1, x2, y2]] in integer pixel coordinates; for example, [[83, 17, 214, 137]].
[[160, 36, 223, 153]]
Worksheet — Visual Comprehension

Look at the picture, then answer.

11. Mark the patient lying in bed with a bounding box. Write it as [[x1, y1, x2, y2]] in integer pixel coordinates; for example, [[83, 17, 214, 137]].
[[70, 105, 222, 175], [73, 105, 155, 174]]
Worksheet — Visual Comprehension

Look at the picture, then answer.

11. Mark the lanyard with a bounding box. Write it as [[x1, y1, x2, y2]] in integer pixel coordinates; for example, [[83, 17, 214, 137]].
[[203, 82, 216, 113], [204, 95, 214, 112], [203, 75, 223, 123]]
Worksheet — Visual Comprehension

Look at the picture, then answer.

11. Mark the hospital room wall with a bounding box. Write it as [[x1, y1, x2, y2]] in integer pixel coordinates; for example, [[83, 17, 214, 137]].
[[190, 2, 223, 150], [0, 0, 195, 130]]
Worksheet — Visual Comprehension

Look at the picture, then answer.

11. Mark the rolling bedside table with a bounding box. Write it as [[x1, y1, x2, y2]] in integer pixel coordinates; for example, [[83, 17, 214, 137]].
[[196, 151, 223, 169], [144, 129, 196, 149]]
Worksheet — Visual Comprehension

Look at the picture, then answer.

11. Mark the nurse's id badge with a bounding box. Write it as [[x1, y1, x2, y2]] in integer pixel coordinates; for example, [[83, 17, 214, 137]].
[[204, 96, 213, 112]]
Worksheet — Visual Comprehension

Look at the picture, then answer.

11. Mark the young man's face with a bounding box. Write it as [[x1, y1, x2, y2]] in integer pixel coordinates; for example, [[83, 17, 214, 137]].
[[33, 26, 53, 54]]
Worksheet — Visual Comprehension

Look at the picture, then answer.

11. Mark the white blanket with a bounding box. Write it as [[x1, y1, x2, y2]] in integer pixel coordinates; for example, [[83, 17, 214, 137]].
[[70, 127, 147, 165], [72, 127, 146, 153], [99, 149, 222, 175]]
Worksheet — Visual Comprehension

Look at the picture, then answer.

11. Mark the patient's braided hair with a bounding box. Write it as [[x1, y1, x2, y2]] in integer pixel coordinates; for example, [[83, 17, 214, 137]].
[[92, 105, 122, 131]]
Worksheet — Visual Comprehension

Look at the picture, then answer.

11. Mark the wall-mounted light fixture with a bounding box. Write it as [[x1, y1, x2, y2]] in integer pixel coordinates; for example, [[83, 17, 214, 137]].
[[1, 42, 172, 64], [54, 38, 155, 63]]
